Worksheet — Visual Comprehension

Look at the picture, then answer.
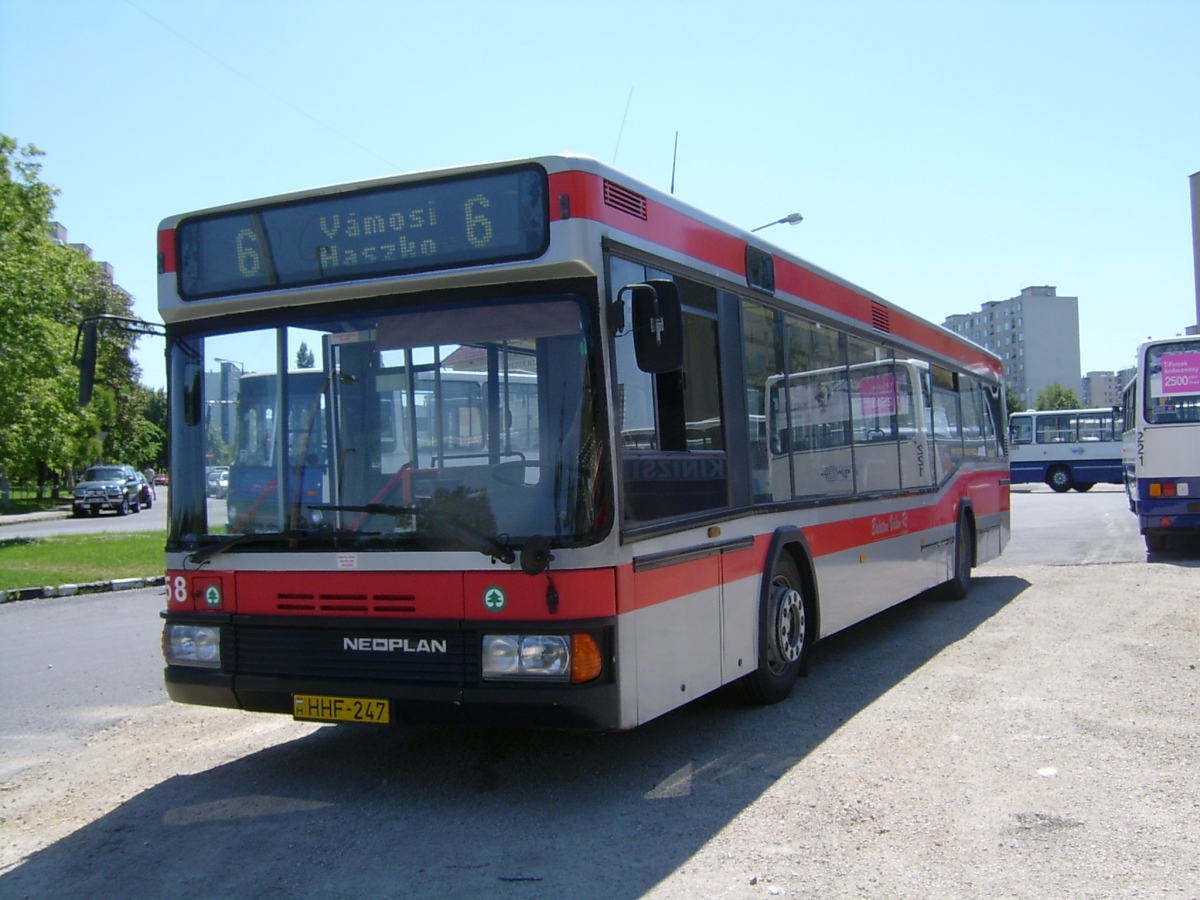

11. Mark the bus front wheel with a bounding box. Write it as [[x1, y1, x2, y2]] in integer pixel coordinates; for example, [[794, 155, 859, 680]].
[[1047, 466, 1073, 493], [737, 555, 808, 705]]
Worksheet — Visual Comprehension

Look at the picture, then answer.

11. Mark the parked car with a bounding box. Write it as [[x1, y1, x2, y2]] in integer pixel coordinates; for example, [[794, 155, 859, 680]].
[[73, 464, 143, 517], [206, 466, 230, 499], [153, 472, 168, 485], [134, 471, 154, 509]]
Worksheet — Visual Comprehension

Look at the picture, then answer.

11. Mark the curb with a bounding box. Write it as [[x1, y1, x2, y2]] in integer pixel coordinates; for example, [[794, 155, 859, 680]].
[[0, 575, 167, 604], [0, 509, 73, 527]]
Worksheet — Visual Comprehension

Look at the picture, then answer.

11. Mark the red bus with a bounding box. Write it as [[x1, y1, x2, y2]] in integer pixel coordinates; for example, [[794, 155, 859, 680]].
[[157, 155, 1009, 730]]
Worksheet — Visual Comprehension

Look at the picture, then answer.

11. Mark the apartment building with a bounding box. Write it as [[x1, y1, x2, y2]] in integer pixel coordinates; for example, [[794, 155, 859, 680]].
[[1082, 371, 1122, 408], [943, 286, 1081, 408]]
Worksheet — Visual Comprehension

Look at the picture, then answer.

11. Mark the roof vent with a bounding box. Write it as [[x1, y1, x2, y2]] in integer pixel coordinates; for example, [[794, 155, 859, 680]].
[[870, 303, 891, 334], [603, 180, 648, 220]]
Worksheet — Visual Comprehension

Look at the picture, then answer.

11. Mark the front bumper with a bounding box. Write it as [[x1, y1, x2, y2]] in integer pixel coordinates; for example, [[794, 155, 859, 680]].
[[162, 612, 622, 730]]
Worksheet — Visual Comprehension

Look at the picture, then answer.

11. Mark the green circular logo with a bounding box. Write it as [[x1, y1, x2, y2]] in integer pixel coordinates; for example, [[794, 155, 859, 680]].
[[482, 585, 506, 612]]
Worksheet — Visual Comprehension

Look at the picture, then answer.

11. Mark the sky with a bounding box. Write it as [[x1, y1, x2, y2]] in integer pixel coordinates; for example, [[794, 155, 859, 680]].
[[2, 0, 1198, 390]]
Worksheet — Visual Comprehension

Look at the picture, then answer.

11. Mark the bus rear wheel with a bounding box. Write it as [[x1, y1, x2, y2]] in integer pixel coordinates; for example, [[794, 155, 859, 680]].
[[944, 510, 973, 601], [737, 555, 808, 705], [1047, 466, 1073, 493]]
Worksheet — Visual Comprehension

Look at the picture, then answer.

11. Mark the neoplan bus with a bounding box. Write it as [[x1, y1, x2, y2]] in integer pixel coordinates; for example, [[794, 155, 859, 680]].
[[1007, 407, 1123, 492], [1121, 336, 1200, 552], [150, 155, 1009, 730]]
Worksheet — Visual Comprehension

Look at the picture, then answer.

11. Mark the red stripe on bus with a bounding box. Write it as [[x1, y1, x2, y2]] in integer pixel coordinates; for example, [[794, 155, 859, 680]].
[[463, 569, 616, 621], [620, 470, 1009, 610], [549, 170, 744, 275], [722, 535, 771, 582], [158, 229, 176, 274], [219, 569, 618, 621], [547, 169, 1001, 379]]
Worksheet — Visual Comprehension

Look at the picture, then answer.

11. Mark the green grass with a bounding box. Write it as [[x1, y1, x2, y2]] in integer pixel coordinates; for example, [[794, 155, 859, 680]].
[[0, 532, 164, 591]]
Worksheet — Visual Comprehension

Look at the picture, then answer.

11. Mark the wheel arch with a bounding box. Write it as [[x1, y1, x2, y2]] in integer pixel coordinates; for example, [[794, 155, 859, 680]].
[[761, 526, 821, 644], [956, 497, 978, 567]]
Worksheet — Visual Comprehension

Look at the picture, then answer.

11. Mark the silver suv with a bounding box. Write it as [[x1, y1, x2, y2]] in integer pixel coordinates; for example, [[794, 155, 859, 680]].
[[73, 464, 143, 517]]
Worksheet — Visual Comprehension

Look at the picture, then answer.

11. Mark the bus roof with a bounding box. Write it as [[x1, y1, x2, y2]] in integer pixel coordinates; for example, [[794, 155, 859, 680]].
[[158, 154, 1002, 380]]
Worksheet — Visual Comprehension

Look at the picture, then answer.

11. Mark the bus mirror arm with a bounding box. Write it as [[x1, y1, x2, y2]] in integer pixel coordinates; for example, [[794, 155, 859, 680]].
[[519, 535, 558, 614], [73, 313, 166, 406], [608, 296, 626, 335]]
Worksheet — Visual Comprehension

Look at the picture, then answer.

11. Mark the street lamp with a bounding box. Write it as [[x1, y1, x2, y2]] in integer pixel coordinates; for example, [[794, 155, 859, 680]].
[[211, 359, 244, 446], [751, 212, 804, 232]]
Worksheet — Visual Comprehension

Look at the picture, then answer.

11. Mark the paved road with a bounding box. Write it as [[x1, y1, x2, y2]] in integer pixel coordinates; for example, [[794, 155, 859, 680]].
[[1005, 483, 1199, 563], [0, 586, 166, 782], [2, 487, 1188, 787], [1003, 484, 1140, 565], [0, 489, 168, 539], [3, 526, 1197, 896]]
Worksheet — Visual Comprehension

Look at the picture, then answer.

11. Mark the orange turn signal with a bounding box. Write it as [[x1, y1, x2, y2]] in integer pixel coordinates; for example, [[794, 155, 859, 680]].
[[570, 633, 603, 684]]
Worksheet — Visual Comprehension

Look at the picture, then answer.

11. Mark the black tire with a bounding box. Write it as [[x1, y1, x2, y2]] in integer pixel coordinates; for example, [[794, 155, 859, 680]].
[[1047, 466, 1072, 493], [115, 497, 129, 516], [1072, 482, 1095, 492], [89, 507, 101, 517], [141, 494, 152, 510], [944, 510, 973, 600], [736, 555, 808, 705]]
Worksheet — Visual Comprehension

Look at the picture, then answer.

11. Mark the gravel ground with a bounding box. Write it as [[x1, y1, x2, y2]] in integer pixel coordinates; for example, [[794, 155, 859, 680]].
[[2, 559, 1198, 898]]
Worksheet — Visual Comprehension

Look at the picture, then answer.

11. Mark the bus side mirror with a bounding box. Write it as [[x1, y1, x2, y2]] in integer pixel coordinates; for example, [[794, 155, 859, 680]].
[[76, 319, 99, 406], [627, 279, 683, 374]]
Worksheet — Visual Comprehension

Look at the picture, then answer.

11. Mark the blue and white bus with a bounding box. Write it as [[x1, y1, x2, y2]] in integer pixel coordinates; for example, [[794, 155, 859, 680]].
[[1007, 407, 1123, 492], [1121, 336, 1200, 552]]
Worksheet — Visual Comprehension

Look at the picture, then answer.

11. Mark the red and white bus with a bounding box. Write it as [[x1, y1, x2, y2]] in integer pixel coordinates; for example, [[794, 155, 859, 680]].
[[157, 155, 1009, 730]]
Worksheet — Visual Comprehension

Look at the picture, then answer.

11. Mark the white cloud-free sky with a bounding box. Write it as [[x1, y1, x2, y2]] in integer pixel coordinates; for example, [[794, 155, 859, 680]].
[[3, 0, 1197, 388]]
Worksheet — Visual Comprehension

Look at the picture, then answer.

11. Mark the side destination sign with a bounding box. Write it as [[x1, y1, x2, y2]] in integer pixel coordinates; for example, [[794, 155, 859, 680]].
[[176, 164, 548, 300]]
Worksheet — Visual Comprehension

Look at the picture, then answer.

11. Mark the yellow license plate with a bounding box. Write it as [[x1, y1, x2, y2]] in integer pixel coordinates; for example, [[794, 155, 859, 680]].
[[293, 694, 390, 724]]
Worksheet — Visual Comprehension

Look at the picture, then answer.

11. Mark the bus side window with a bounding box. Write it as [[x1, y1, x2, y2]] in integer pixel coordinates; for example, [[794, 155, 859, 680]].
[[614, 262, 728, 523], [1011, 416, 1028, 446]]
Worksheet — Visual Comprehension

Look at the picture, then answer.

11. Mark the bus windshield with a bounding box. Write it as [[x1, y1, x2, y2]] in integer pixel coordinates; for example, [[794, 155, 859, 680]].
[[168, 293, 606, 555], [1143, 341, 1200, 424]]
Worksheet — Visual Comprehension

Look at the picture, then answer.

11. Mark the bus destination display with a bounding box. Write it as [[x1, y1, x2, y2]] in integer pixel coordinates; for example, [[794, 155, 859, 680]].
[[177, 166, 548, 300]]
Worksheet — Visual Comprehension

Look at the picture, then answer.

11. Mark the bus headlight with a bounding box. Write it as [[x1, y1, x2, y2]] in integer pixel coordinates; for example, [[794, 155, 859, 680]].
[[164, 624, 222, 668], [481, 633, 603, 683], [482, 634, 569, 681]]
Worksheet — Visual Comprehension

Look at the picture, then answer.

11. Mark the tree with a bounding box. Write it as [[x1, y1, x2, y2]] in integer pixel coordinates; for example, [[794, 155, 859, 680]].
[[1035, 382, 1082, 410], [145, 387, 168, 469], [296, 341, 315, 369], [1005, 387, 1025, 416], [0, 135, 159, 493]]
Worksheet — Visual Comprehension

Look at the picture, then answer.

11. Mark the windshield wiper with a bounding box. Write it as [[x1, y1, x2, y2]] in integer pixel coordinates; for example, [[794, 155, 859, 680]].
[[185, 528, 379, 566], [312, 503, 516, 564]]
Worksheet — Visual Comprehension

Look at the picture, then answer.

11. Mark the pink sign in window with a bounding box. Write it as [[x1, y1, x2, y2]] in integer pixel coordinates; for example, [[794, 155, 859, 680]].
[[1160, 353, 1200, 395], [858, 374, 896, 416]]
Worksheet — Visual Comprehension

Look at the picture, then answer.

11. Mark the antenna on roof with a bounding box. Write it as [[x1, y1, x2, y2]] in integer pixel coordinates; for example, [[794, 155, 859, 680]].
[[612, 87, 634, 165], [670, 132, 679, 195]]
